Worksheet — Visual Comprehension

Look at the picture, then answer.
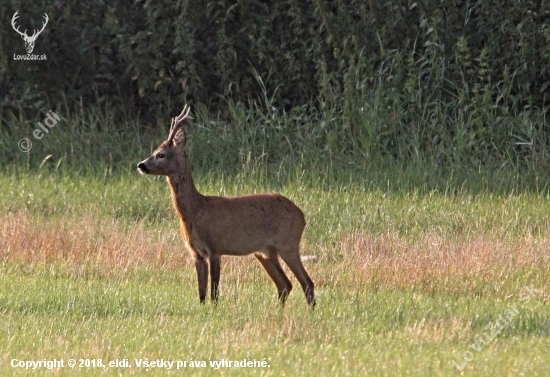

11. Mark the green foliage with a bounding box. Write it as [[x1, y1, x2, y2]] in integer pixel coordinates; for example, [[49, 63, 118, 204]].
[[2, 96, 549, 176], [1, 0, 550, 170], [2, 0, 549, 110]]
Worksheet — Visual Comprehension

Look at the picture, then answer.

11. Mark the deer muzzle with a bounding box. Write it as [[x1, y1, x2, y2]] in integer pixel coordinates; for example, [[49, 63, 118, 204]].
[[137, 162, 149, 174]]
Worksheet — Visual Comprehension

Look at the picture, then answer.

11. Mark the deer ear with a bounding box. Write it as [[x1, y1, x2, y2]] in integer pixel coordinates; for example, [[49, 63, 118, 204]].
[[173, 128, 187, 146]]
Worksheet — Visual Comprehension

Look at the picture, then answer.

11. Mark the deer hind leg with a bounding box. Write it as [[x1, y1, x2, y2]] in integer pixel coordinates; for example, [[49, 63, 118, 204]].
[[254, 251, 293, 305], [278, 250, 316, 308], [194, 256, 208, 304], [209, 254, 221, 303]]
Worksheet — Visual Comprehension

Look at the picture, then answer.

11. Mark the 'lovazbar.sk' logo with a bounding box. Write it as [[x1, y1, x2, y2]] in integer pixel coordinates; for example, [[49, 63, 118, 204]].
[[11, 11, 48, 60]]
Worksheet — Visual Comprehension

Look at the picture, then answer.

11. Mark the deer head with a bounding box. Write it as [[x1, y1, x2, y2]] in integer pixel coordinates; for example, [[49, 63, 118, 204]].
[[137, 105, 192, 176], [11, 11, 49, 54]]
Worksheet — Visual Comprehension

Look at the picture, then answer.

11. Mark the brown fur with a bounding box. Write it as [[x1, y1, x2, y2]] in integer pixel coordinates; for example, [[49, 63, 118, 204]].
[[137, 106, 315, 307]]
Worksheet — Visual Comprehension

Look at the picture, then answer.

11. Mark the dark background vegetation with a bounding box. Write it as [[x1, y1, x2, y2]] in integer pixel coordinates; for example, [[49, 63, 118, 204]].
[[1, 0, 550, 175]]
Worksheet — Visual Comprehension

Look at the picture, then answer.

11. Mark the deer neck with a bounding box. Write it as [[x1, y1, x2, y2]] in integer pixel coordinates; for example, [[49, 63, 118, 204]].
[[167, 153, 203, 225]]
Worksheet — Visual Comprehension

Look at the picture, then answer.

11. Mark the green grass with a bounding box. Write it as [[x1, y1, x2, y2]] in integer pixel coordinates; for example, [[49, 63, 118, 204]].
[[3, 166, 550, 242], [1, 165, 549, 376], [0, 265, 548, 376], [1, 98, 549, 376]]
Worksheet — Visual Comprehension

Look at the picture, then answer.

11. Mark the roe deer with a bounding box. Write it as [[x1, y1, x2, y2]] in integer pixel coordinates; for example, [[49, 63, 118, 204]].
[[137, 105, 315, 307]]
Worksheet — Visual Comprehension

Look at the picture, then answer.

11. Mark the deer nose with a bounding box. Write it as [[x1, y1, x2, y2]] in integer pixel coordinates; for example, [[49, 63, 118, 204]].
[[137, 162, 148, 174]]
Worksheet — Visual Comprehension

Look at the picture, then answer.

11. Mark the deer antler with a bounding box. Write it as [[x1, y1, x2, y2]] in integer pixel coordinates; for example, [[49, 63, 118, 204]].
[[11, 11, 27, 38], [167, 104, 192, 141], [11, 12, 48, 40], [29, 13, 49, 39]]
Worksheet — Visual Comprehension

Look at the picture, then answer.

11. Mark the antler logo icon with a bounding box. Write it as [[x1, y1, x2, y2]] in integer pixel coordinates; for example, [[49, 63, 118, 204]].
[[11, 11, 48, 54]]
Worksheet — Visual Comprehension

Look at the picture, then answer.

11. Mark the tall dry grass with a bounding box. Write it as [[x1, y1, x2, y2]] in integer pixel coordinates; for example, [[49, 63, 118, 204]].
[[0, 211, 187, 273], [339, 232, 550, 297], [2, 210, 549, 299], [0, 211, 289, 283]]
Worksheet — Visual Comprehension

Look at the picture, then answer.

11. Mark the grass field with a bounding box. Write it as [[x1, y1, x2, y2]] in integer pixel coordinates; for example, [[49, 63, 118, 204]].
[[2, 3, 550, 371], [1, 92, 549, 376], [1, 161, 549, 376]]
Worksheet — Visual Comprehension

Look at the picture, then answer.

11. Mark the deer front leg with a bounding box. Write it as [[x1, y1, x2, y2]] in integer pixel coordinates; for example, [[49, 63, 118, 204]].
[[194, 256, 208, 304], [209, 254, 221, 303]]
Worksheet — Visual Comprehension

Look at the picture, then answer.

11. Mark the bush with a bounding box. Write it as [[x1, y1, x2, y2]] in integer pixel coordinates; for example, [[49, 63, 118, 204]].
[[2, 1, 549, 110], [1, 0, 550, 169]]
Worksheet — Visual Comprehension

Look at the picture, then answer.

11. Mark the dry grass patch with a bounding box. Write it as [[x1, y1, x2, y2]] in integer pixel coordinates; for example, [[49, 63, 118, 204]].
[[339, 232, 550, 296], [0, 211, 303, 286], [2, 210, 549, 299], [0, 211, 188, 273]]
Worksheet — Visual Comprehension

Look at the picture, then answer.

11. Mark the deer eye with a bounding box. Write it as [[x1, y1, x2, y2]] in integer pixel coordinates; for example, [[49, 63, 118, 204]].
[[157, 153, 166, 158]]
